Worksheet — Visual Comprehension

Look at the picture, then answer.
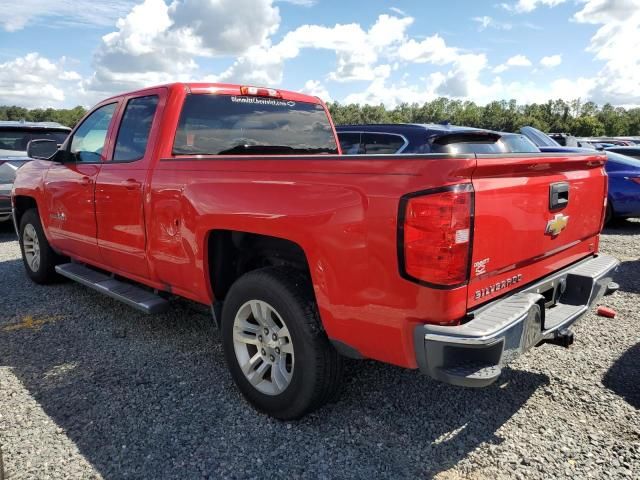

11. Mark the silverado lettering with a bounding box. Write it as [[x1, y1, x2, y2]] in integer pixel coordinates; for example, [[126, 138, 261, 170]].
[[11, 82, 618, 419], [474, 274, 524, 300]]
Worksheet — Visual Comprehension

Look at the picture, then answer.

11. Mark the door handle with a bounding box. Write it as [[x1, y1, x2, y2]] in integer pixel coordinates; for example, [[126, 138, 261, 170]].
[[549, 182, 569, 210], [123, 179, 141, 190], [80, 176, 92, 186]]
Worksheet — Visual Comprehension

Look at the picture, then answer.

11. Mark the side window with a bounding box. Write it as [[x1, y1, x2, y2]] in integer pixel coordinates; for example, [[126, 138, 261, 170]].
[[337, 132, 362, 154], [361, 133, 405, 154], [113, 95, 159, 162], [70, 103, 117, 163]]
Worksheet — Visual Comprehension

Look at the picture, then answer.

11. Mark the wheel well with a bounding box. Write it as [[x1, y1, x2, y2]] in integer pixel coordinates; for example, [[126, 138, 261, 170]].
[[208, 230, 311, 301], [13, 196, 37, 227]]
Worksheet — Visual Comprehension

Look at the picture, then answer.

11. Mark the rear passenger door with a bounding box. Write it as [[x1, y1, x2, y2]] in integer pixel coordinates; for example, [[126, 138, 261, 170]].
[[94, 89, 164, 280]]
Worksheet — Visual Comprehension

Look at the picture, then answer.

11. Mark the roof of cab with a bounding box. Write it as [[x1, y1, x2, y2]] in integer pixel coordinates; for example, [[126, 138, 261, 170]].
[[99, 82, 324, 105]]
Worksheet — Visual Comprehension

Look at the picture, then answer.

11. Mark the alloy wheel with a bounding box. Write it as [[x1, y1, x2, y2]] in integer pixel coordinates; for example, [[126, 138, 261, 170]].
[[22, 224, 41, 272], [232, 299, 295, 395]]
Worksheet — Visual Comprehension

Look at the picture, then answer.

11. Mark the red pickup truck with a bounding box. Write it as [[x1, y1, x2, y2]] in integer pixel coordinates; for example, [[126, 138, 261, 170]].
[[12, 83, 618, 419]]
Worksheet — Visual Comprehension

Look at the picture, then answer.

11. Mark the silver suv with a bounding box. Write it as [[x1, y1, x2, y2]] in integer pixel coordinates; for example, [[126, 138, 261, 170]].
[[0, 121, 71, 222]]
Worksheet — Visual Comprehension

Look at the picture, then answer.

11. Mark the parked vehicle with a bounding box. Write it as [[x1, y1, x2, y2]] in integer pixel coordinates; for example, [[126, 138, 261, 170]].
[[548, 132, 579, 147], [336, 123, 540, 154], [520, 126, 640, 222], [605, 146, 640, 160], [601, 151, 640, 221], [0, 121, 71, 222], [12, 83, 618, 419], [613, 137, 640, 145]]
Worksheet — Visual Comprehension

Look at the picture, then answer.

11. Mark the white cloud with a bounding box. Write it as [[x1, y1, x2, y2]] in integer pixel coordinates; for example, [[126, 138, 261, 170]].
[[396, 35, 459, 65], [218, 14, 414, 85], [540, 54, 562, 67], [0, 53, 82, 107], [493, 54, 533, 73], [3, 0, 640, 110], [506, 54, 533, 66], [344, 48, 492, 108], [389, 7, 407, 16], [343, 65, 436, 107], [572, 0, 640, 104], [501, 0, 568, 13], [276, 0, 317, 5], [0, 0, 136, 32], [472, 16, 513, 31], [300, 80, 332, 102], [84, 0, 280, 98]]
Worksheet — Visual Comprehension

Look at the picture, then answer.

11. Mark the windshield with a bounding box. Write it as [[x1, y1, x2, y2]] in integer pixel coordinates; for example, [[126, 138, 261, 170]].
[[0, 129, 69, 152], [520, 126, 560, 148], [173, 94, 338, 155]]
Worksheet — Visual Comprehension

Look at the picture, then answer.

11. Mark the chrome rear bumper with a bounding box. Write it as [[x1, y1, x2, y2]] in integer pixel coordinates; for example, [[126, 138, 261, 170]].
[[414, 254, 619, 387]]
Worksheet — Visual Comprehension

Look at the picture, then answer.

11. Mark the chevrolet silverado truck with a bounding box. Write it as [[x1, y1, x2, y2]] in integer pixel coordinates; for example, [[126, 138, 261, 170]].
[[12, 83, 619, 419]]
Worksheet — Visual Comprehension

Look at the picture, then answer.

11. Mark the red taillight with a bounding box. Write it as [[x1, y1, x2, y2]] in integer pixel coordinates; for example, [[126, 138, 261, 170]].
[[399, 185, 473, 287], [628, 177, 640, 185], [240, 86, 282, 98]]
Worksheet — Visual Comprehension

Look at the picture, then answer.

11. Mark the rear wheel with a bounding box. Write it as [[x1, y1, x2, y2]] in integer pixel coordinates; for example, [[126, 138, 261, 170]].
[[19, 208, 63, 284], [221, 267, 343, 419]]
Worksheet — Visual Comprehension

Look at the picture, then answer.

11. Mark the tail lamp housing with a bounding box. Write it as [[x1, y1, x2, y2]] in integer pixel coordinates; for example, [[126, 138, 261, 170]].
[[398, 184, 474, 288]]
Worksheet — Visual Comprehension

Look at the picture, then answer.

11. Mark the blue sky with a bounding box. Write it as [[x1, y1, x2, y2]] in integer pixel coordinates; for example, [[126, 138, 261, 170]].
[[0, 0, 638, 108]]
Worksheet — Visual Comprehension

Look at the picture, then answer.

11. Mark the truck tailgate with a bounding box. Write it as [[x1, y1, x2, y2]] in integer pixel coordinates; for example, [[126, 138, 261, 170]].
[[468, 153, 607, 309]]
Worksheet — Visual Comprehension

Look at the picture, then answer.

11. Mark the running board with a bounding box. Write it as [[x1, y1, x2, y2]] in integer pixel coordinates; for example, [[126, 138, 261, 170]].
[[55, 263, 169, 314]]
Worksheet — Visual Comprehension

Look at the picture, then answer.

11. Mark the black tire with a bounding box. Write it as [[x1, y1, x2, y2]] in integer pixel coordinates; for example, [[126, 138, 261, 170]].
[[221, 267, 343, 420], [19, 208, 63, 284]]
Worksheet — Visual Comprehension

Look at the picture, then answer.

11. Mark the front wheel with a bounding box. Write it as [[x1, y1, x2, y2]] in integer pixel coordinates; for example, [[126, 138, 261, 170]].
[[221, 267, 343, 420], [19, 208, 63, 284]]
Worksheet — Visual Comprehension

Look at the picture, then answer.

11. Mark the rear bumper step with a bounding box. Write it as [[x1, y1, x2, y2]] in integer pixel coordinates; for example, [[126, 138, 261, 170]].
[[414, 254, 619, 388], [55, 263, 169, 314]]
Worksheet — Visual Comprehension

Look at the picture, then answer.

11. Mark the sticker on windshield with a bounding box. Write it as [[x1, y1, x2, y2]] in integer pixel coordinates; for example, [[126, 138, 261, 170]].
[[231, 96, 295, 108]]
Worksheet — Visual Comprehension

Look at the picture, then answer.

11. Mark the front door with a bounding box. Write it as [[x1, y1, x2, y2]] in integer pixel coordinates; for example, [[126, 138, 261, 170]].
[[44, 102, 118, 263], [95, 91, 163, 279]]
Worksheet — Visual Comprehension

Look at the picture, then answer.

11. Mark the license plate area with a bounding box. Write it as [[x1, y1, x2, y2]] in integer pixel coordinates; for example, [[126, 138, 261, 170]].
[[534, 277, 566, 308]]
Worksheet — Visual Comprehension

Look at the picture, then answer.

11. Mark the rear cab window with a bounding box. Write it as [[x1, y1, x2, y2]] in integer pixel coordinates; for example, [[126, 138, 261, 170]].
[[173, 94, 338, 155]]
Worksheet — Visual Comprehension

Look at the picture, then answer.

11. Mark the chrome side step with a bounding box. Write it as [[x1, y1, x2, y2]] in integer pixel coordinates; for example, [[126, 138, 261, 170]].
[[55, 263, 169, 314]]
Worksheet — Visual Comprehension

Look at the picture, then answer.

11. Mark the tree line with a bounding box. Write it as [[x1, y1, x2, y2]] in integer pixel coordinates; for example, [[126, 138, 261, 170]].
[[0, 105, 87, 129], [1, 98, 639, 136], [328, 98, 640, 137]]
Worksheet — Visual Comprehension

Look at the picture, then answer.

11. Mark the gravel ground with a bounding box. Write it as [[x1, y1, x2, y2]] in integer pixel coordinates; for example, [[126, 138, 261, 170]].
[[0, 220, 638, 479]]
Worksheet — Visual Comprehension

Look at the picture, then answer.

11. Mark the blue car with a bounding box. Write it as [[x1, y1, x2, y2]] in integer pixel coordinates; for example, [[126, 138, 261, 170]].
[[520, 127, 640, 223], [335, 123, 539, 155]]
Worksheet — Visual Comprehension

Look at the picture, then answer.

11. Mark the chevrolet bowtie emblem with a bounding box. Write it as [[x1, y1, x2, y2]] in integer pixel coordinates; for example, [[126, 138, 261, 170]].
[[545, 213, 569, 236]]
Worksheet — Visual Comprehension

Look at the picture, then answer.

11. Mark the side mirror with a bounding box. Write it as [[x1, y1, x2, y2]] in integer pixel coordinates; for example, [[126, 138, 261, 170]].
[[27, 139, 59, 160]]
